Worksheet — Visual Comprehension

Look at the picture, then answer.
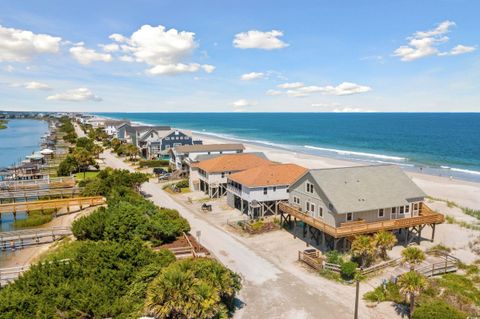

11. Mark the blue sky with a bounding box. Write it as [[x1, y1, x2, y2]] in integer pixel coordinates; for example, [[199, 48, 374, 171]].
[[0, 0, 479, 112]]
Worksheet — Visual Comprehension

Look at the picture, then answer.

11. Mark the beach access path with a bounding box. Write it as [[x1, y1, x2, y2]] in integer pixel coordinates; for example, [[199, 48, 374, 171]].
[[101, 149, 394, 319]]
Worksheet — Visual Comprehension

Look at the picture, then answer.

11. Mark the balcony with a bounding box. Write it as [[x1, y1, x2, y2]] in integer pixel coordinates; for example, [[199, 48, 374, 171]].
[[278, 202, 444, 238]]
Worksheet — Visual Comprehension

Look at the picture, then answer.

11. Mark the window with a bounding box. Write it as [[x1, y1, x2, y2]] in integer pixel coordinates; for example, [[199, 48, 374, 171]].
[[392, 207, 396, 214], [346, 212, 353, 222], [263, 187, 268, 195], [405, 205, 410, 213], [293, 196, 300, 204], [414, 203, 418, 210], [306, 201, 315, 213], [378, 208, 384, 218], [319, 207, 323, 217], [273, 186, 277, 192], [306, 202, 310, 211], [305, 182, 314, 194], [221, 172, 225, 178], [399, 206, 404, 214]]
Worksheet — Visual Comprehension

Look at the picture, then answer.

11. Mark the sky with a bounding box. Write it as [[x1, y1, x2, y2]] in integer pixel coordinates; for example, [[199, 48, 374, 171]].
[[0, 0, 479, 112]]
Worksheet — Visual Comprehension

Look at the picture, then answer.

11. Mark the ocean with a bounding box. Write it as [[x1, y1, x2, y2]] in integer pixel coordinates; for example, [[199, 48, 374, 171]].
[[0, 119, 49, 169], [96, 112, 480, 182]]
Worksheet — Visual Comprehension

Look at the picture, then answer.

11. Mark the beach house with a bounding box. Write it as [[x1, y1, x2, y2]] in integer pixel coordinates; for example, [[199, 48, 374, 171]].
[[170, 143, 245, 172], [103, 120, 130, 136], [279, 165, 444, 250], [138, 128, 200, 159], [116, 123, 171, 146], [192, 153, 271, 197], [226, 163, 307, 218]]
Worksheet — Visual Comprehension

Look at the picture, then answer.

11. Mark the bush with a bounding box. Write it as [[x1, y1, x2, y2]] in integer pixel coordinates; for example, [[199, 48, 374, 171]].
[[363, 282, 403, 303], [325, 250, 343, 265], [340, 261, 358, 280], [412, 300, 465, 319], [57, 155, 78, 176], [145, 258, 241, 319], [139, 159, 170, 168], [13, 210, 55, 228], [175, 179, 189, 189]]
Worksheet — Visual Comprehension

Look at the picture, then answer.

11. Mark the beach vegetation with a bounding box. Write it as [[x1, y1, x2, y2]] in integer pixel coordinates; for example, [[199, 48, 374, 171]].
[[397, 271, 428, 317], [401, 247, 425, 270], [351, 235, 376, 267], [13, 209, 56, 228], [0, 119, 7, 129], [58, 116, 77, 144], [374, 231, 397, 260], [144, 258, 241, 319], [0, 168, 241, 318], [340, 261, 358, 280], [139, 159, 171, 168]]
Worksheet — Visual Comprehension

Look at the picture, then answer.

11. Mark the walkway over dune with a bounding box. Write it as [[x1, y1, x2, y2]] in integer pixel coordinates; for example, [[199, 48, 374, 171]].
[[0, 196, 105, 215], [0, 177, 75, 192]]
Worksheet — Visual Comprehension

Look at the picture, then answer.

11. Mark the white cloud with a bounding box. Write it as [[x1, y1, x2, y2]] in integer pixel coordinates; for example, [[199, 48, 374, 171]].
[[47, 88, 102, 102], [0, 25, 61, 62], [109, 24, 214, 75], [241, 72, 264, 81], [438, 44, 476, 56], [266, 89, 282, 96], [274, 81, 371, 97], [278, 82, 304, 89], [3, 65, 15, 72], [394, 20, 475, 61], [232, 99, 257, 111], [311, 103, 375, 113], [233, 30, 288, 50], [70, 45, 112, 65], [12, 81, 52, 90], [99, 43, 120, 52], [147, 63, 215, 75]]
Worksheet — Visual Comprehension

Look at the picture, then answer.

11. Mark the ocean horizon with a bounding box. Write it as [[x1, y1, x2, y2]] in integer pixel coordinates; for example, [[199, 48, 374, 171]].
[[96, 112, 480, 182]]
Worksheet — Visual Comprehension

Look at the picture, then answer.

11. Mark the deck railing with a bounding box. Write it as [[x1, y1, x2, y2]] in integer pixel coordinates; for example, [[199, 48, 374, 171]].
[[0, 196, 105, 214], [279, 202, 444, 238]]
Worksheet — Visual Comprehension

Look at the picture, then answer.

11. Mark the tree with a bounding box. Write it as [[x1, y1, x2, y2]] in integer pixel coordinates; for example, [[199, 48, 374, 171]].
[[351, 235, 376, 267], [91, 144, 104, 158], [73, 147, 95, 178], [145, 258, 241, 319], [374, 231, 397, 260], [402, 247, 425, 270], [397, 271, 428, 318], [57, 155, 78, 176], [75, 137, 95, 152], [126, 144, 139, 160]]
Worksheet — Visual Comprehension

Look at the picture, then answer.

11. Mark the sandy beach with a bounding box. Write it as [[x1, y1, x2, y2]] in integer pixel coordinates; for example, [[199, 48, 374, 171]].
[[194, 132, 480, 210]]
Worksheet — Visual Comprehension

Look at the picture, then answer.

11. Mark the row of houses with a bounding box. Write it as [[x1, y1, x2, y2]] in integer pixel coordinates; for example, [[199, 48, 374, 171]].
[[77, 117, 202, 159], [170, 145, 444, 250]]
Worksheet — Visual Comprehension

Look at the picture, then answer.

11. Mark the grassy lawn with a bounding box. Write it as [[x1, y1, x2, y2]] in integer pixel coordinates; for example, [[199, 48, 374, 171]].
[[74, 171, 99, 181]]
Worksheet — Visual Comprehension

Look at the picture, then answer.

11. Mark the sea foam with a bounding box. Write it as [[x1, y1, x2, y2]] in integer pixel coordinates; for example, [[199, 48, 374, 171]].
[[304, 145, 406, 161]]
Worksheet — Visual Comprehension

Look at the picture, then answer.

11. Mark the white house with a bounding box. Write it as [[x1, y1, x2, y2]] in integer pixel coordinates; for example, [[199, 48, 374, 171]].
[[227, 163, 307, 218], [191, 153, 271, 197], [170, 143, 245, 171]]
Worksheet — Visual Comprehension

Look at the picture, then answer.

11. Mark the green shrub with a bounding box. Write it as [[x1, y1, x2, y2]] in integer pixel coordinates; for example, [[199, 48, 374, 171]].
[[412, 300, 465, 319], [325, 250, 343, 264], [138, 159, 170, 168], [175, 179, 189, 189], [340, 261, 358, 280], [363, 282, 403, 303], [13, 211, 54, 228]]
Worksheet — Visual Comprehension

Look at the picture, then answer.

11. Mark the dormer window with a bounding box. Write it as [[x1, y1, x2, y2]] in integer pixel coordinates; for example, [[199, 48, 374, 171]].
[[305, 182, 314, 194]]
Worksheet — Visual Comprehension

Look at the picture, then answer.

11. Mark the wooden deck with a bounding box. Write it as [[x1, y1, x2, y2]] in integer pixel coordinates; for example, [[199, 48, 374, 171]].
[[279, 202, 444, 238], [0, 196, 105, 214]]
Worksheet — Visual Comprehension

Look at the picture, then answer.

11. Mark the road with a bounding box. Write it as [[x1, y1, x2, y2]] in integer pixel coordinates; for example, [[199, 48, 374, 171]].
[[101, 149, 371, 319]]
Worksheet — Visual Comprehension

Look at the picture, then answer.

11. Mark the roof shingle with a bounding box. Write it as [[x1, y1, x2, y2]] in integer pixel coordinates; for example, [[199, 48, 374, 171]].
[[229, 163, 307, 187], [195, 153, 271, 173]]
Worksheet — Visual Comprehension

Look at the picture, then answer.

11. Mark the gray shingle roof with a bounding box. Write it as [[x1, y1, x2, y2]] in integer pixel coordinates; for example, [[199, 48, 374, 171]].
[[309, 165, 426, 214], [173, 143, 245, 154]]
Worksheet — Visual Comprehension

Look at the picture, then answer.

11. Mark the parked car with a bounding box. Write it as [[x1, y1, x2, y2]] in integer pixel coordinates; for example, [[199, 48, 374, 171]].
[[158, 173, 171, 181]]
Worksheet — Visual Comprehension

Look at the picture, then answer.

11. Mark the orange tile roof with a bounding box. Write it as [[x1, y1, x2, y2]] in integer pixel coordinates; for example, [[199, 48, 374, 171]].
[[228, 163, 308, 187], [195, 153, 272, 173]]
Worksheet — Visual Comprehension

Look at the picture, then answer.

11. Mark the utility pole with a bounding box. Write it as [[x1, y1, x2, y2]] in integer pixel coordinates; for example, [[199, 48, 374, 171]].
[[354, 278, 360, 319]]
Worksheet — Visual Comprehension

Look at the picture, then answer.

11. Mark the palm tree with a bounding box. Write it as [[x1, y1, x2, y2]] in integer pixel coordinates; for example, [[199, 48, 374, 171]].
[[351, 235, 376, 267], [397, 271, 428, 318], [126, 144, 139, 161], [401, 246, 425, 270], [374, 231, 397, 260]]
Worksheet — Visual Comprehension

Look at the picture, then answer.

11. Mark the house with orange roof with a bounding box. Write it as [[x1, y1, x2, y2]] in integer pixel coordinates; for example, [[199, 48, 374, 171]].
[[226, 163, 307, 218], [192, 153, 271, 197]]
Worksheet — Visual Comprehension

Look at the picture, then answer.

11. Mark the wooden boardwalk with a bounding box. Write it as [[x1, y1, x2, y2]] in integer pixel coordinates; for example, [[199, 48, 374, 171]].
[[0, 177, 75, 192], [0, 187, 82, 203], [0, 196, 105, 215], [0, 226, 72, 251]]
